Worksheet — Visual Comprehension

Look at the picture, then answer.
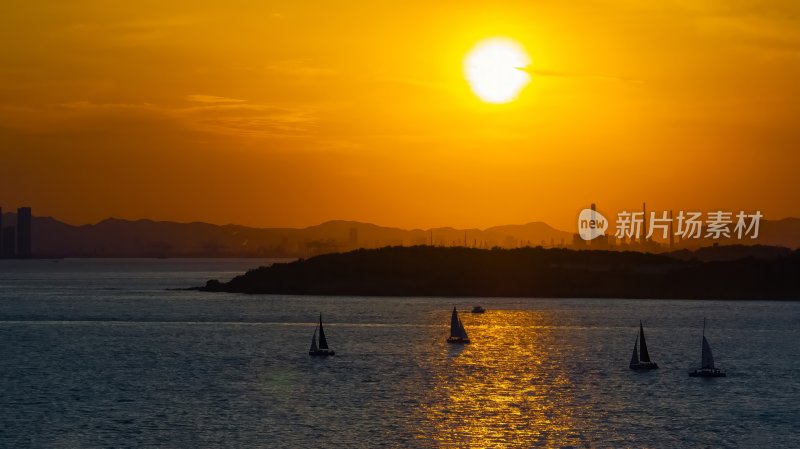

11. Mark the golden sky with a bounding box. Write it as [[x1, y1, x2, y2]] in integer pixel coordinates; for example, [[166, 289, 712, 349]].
[[1, 0, 798, 230]]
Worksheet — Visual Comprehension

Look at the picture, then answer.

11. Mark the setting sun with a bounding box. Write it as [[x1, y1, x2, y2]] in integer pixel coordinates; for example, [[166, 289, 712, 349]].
[[463, 37, 531, 104]]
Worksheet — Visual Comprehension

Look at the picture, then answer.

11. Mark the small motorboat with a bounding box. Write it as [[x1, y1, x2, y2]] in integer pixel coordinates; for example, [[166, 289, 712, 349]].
[[689, 318, 725, 377], [471, 305, 486, 314], [689, 367, 726, 378], [629, 321, 658, 370], [446, 307, 470, 344], [309, 314, 335, 356]]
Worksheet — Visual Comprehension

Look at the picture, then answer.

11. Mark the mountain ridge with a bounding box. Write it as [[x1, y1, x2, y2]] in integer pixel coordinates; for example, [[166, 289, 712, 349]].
[[2, 212, 799, 258]]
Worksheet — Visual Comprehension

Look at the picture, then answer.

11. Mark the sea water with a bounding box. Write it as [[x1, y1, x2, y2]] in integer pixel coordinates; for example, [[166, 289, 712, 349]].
[[1, 259, 798, 448]]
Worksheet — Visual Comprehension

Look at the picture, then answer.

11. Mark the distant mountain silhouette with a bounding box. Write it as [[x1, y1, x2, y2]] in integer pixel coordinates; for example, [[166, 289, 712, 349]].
[[2, 212, 800, 258], [0, 213, 572, 258], [197, 246, 800, 299]]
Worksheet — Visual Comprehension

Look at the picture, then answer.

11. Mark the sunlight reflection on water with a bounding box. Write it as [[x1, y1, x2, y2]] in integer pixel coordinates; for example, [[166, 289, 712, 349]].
[[416, 311, 584, 447]]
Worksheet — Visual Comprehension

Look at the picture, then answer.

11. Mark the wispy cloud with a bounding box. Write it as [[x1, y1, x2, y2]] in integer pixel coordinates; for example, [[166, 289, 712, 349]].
[[694, 15, 800, 60], [180, 95, 319, 137], [375, 75, 454, 92], [263, 60, 337, 77], [196, 109, 317, 137], [65, 15, 205, 47], [0, 96, 320, 140], [523, 68, 645, 84], [186, 94, 246, 104], [56, 101, 157, 111]]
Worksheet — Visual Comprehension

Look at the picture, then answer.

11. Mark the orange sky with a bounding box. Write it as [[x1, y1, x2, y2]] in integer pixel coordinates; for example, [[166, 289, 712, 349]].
[[1, 0, 798, 231]]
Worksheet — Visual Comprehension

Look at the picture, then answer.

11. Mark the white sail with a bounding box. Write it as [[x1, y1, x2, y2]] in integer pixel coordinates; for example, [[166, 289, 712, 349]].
[[309, 327, 318, 353], [457, 318, 469, 340], [701, 336, 715, 369]]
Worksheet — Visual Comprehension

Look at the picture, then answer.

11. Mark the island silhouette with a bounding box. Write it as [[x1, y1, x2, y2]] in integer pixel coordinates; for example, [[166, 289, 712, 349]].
[[196, 245, 800, 299]]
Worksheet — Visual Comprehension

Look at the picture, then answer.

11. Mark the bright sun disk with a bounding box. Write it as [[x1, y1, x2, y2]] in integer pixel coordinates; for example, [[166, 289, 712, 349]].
[[464, 37, 531, 104]]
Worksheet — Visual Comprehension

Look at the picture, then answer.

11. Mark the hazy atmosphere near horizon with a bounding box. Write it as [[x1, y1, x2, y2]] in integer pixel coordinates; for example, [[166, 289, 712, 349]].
[[2, 0, 800, 230], [2, 2, 800, 448]]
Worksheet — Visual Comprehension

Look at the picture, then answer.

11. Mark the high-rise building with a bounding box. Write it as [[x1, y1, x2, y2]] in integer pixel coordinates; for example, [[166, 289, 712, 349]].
[[2, 226, 15, 258], [17, 207, 32, 258], [0, 206, 3, 257]]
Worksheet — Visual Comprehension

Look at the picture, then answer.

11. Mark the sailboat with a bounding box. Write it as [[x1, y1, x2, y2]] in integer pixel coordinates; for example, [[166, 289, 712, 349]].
[[689, 318, 725, 377], [309, 314, 335, 356], [629, 321, 658, 370], [446, 307, 470, 344]]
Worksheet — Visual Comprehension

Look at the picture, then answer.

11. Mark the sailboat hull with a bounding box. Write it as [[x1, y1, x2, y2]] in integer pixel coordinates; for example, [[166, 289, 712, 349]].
[[446, 337, 470, 344], [689, 368, 725, 377], [309, 349, 335, 356], [629, 362, 659, 370]]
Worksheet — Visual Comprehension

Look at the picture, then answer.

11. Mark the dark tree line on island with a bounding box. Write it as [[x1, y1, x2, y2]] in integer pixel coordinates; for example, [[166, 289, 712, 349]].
[[198, 245, 800, 299]]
